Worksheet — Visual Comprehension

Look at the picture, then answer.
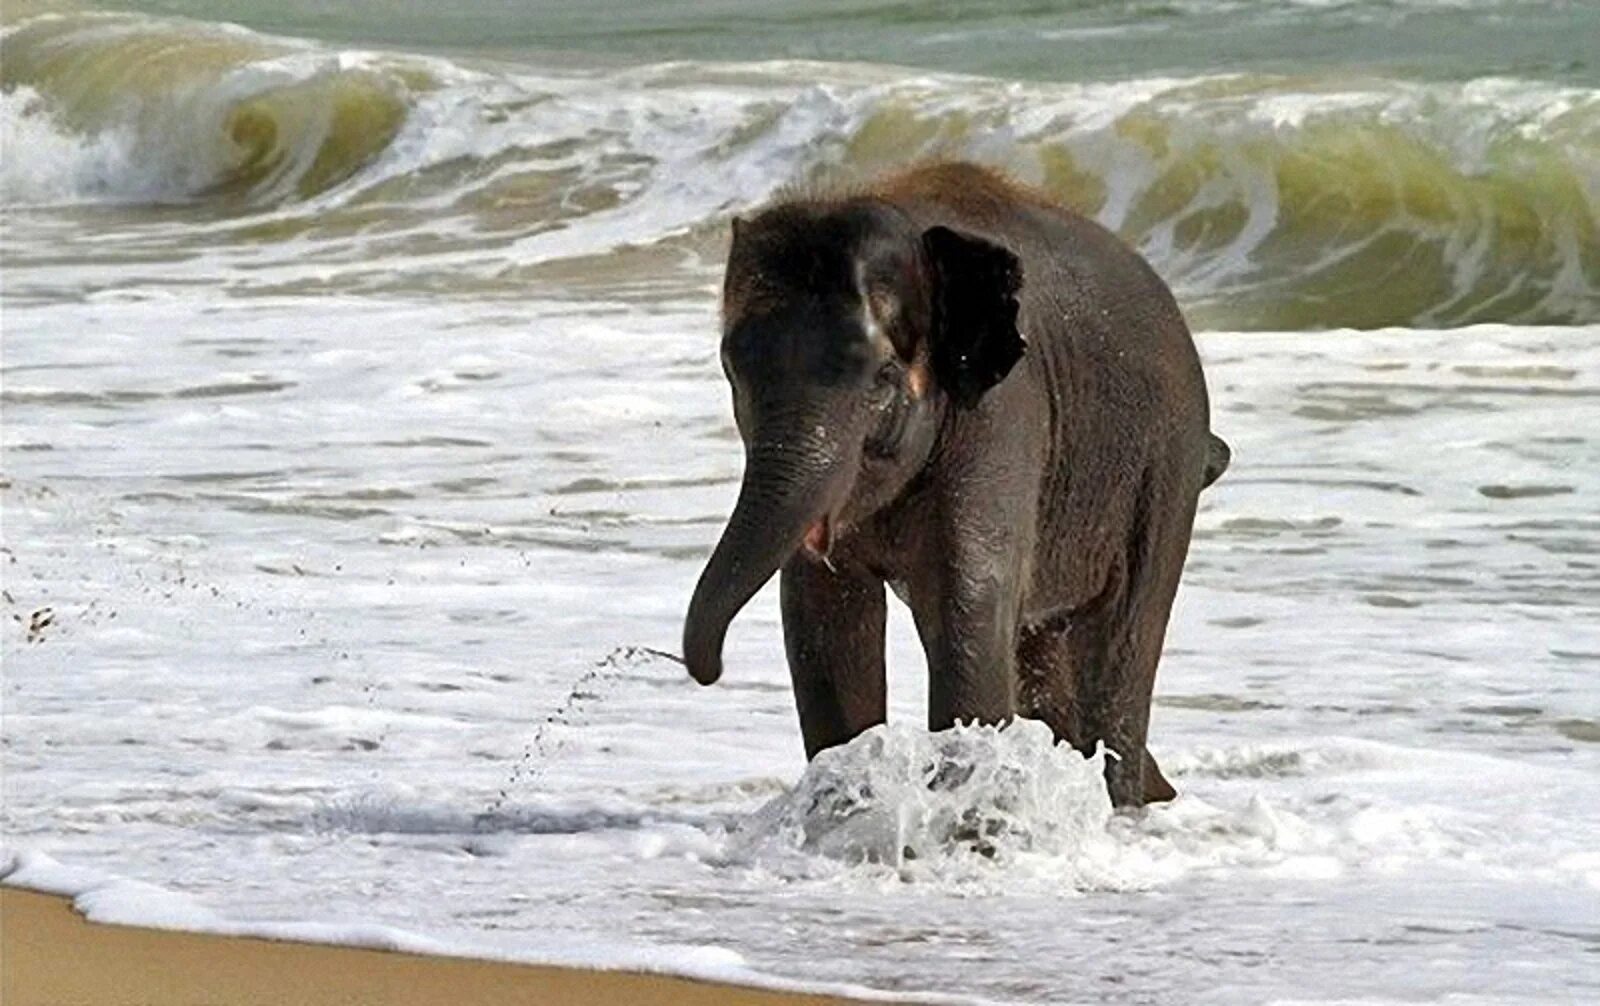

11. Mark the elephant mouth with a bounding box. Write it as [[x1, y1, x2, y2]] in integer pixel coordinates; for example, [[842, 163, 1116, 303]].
[[802, 512, 834, 560]]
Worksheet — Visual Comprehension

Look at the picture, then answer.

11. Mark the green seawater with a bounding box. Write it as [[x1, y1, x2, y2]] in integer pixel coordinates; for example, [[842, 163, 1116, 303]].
[[114, 0, 1598, 84]]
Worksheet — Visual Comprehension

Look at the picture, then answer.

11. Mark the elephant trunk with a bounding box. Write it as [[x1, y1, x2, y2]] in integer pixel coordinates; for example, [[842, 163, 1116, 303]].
[[683, 413, 857, 686]]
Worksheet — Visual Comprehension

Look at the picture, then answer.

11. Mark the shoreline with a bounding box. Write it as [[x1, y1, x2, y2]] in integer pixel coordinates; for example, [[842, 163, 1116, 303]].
[[0, 887, 875, 1006]]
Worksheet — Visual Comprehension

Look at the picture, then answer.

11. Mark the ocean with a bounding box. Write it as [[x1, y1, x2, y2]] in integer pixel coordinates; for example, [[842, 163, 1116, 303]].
[[2, 1, 1597, 1003]]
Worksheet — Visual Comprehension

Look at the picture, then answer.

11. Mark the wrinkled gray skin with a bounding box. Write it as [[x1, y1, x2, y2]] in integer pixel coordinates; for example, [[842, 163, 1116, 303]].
[[682, 162, 1229, 807]]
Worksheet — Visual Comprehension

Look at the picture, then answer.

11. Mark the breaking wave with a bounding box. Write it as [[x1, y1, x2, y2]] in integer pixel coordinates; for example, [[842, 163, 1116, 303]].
[[1, 13, 418, 204], [3, 9, 1596, 328]]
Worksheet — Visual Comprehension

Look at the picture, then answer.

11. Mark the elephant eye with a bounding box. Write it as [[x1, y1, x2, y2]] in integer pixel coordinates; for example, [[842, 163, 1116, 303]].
[[867, 288, 898, 325], [872, 361, 900, 393]]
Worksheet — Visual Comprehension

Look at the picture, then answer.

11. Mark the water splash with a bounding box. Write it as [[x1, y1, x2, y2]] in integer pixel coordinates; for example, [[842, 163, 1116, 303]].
[[729, 721, 1120, 887]]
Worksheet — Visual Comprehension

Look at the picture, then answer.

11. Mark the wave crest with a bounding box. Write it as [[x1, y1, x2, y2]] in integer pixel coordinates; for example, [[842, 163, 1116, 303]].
[[1, 13, 416, 203], [833, 75, 1599, 328], [3, 11, 1596, 328]]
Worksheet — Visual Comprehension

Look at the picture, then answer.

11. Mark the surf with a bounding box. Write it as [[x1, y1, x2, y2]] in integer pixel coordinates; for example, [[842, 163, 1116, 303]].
[[3, 9, 1596, 329]]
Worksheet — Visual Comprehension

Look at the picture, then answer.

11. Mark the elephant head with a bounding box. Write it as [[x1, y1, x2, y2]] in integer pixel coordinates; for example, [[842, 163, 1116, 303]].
[[682, 200, 1027, 686]]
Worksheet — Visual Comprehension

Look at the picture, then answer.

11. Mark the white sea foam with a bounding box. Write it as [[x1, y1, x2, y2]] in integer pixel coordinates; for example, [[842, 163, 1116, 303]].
[[0, 86, 133, 204], [0, 847, 942, 1001], [1, 848, 455, 951]]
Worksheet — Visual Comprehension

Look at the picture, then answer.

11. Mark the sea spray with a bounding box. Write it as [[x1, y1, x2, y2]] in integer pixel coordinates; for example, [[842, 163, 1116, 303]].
[[475, 645, 674, 828]]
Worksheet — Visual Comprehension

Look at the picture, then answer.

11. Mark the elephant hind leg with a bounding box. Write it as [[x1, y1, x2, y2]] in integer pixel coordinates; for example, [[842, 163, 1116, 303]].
[[1017, 620, 1177, 804], [1016, 621, 1086, 746], [1064, 462, 1200, 807]]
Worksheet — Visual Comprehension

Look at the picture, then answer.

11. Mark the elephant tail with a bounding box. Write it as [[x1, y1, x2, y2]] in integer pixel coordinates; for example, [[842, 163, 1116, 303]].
[[1201, 432, 1231, 489]]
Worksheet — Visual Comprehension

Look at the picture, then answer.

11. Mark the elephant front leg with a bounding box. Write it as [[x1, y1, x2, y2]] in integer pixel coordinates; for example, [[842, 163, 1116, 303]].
[[907, 523, 1026, 731], [780, 557, 887, 759]]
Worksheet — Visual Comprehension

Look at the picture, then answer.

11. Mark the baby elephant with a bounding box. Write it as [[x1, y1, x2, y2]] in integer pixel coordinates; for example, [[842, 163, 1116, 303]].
[[682, 162, 1228, 806]]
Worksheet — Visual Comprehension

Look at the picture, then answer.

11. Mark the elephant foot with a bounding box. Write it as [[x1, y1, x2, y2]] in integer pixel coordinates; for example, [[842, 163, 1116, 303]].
[[1103, 746, 1177, 807], [1142, 748, 1176, 803]]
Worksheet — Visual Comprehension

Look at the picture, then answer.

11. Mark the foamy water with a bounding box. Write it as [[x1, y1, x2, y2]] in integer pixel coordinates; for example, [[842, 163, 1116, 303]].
[[4, 4, 1599, 1004], [5, 290, 1597, 1002]]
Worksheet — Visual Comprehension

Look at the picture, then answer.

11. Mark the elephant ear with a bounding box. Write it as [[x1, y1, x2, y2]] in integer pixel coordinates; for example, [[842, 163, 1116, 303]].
[[922, 225, 1026, 408]]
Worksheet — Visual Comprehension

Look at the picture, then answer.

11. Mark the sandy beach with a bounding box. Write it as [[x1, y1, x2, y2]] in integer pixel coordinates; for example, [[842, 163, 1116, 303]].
[[0, 887, 869, 1006]]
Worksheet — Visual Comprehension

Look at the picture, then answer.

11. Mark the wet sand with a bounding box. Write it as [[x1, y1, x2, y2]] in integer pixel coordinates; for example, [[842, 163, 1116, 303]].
[[0, 887, 871, 1006]]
